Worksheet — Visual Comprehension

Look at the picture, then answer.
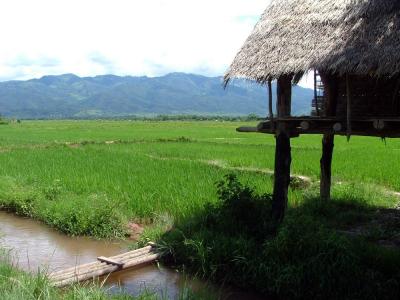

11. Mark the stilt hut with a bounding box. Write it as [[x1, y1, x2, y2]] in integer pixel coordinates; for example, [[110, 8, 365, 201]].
[[224, 0, 400, 220]]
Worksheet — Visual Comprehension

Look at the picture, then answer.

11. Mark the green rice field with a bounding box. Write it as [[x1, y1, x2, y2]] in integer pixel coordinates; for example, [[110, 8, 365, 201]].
[[1, 120, 400, 299], [0, 120, 399, 237]]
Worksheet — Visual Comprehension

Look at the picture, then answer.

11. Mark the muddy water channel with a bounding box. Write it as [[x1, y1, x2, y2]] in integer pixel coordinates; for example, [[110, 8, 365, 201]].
[[0, 212, 263, 299]]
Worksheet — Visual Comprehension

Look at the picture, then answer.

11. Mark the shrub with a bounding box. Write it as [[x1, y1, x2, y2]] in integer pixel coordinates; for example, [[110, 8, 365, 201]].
[[162, 174, 400, 300], [207, 174, 274, 239]]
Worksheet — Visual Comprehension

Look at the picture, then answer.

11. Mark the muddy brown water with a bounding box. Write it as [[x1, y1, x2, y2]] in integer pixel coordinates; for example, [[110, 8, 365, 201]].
[[0, 211, 264, 299]]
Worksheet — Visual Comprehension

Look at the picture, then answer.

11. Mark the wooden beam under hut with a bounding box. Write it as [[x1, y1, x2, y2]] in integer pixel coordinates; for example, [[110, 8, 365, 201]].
[[239, 117, 400, 138]]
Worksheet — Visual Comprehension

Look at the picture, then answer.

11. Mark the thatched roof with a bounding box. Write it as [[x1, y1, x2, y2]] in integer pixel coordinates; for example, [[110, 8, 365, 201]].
[[224, 0, 400, 85]]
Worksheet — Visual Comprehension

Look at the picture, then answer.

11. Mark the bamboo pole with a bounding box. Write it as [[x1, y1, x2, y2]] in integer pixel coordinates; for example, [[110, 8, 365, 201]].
[[49, 246, 153, 278], [53, 253, 160, 288], [50, 247, 154, 281], [50, 262, 107, 282], [51, 252, 156, 283]]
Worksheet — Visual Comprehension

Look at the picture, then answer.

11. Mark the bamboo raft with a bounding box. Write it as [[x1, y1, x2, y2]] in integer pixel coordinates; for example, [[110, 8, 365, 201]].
[[49, 244, 160, 287]]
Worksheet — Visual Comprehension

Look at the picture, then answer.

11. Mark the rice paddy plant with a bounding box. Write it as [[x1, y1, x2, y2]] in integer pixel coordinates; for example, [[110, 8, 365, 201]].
[[0, 120, 399, 239], [0, 142, 276, 237]]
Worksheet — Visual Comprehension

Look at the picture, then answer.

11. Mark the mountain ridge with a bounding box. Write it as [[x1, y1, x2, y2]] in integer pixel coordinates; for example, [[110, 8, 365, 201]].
[[0, 73, 313, 119]]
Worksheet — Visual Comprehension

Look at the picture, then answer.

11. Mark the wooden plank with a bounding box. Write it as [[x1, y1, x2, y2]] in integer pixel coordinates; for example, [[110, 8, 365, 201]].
[[97, 256, 124, 267]]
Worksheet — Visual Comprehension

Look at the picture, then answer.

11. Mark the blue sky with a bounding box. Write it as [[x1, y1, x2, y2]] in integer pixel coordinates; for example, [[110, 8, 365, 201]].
[[0, 0, 314, 88]]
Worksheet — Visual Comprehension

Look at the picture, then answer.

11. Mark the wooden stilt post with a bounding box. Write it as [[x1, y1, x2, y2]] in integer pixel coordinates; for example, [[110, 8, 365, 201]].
[[272, 75, 292, 222], [268, 79, 273, 119], [314, 70, 320, 116], [272, 129, 291, 221], [346, 74, 352, 141], [319, 73, 338, 201], [320, 133, 334, 200]]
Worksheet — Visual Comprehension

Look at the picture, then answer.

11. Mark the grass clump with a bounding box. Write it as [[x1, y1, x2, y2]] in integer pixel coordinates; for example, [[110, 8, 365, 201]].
[[40, 193, 127, 237], [161, 175, 400, 300]]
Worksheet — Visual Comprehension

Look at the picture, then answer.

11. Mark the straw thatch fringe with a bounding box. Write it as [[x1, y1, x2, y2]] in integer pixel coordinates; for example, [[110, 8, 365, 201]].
[[224, 0, 400, 85]]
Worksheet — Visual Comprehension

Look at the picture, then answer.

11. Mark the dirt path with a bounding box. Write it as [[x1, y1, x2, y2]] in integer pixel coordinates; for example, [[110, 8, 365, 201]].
[[145, 154, 312, 188], [145, 154, 400, 199]]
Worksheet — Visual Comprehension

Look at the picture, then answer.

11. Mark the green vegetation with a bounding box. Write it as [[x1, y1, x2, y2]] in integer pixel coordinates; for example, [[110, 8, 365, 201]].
[[105, 114, 262, 122], [1, 120, 400, 299], [160, 175, 400, 300]]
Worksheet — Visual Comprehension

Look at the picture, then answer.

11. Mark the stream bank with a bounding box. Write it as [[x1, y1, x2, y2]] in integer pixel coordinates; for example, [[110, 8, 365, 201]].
[[0, 211, 263, 299]]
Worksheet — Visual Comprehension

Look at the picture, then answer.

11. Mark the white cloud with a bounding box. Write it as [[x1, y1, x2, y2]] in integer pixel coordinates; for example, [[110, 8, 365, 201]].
[[298, 71, 315, 89], [0, 0, 269, 81]]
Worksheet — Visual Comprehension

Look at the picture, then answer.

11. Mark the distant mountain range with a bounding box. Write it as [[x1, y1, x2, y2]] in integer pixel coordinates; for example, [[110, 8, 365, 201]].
[[0, 73, 314, 119]]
